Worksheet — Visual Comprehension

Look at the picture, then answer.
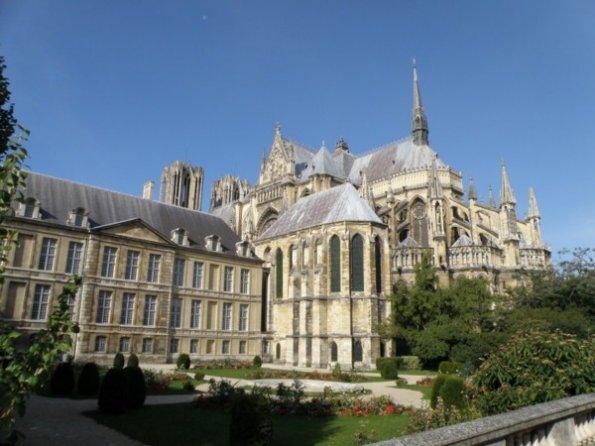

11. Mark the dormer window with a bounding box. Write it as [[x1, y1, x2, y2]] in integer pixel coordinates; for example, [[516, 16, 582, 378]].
[[68, 207, 88, 228], [171, 228, 189, 246], [235, 240, 253, 257], [20, 197, 40, 219], [204, 234, 221, 252]]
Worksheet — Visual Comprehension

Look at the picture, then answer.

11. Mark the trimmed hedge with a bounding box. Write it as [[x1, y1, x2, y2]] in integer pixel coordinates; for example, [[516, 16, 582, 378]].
[[376, 358, 400, 379], [430, 374, 447, 408], [127, 353, 139, 368], [124, 366, 146, 409], [439, 375, 466, 409], [229, 392, 272, 446], [253, 355, 263, 368], [399, 356, 421, 371], [438, 360, 461, 375], [177, 353, 191, 370], [98, 368, 129, 414], [113, 352, 125, 369], [50, 362, 75, 396], [77, 362, 100, 397]]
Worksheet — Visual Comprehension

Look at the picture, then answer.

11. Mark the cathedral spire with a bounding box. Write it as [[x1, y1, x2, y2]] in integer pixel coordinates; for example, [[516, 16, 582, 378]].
[[411, 59, 429, 146], [527, 187, 541, 219], [468, 176, 477, 201], [499, 161, 516, 206], [488, 186, 495, 208], [428, 155, 443, 199]]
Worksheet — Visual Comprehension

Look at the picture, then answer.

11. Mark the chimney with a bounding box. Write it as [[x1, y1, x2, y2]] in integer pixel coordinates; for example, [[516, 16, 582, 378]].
[[143, 181, 154, 200]]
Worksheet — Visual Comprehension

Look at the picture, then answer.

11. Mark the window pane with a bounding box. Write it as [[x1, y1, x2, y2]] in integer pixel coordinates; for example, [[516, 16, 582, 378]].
[[239, 304, 248, 331], [192, 262, 203, 289], [170, 297, 182, 328], [38, 238, 57, 271], [31, 285, 50, 320], [96, 290, 112, 323], [125, 250, 140, 280], [350, 234, 364, 292], [173, 258, 185, 287], [222, 303, 232, 330], [147, 254, 161, 282], [330, 235, 341, 292], [190, 300, 202, 329], [240, 269, 249, 294], [143, 295, 157, 326], [65, 242, 83, 274], [223, 267, 233, 292], [120, 293, 135, 325], [101, 247, 117, 278]]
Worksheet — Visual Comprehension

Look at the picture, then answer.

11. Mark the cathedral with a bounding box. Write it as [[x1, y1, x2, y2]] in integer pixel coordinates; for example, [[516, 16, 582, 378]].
[[0, 64, 549, 369]]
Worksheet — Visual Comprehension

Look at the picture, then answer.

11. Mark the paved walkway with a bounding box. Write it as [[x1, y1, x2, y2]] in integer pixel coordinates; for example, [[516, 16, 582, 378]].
[[15, 366, 428, 445]]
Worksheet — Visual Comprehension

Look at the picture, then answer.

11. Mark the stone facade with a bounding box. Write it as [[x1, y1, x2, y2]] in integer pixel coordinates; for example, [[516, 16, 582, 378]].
[[0, 173, 263, 365], [160, 160, 204, 211]]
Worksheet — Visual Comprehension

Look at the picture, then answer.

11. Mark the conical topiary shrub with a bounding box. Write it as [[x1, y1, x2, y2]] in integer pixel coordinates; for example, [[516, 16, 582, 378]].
[[124, 366, 146, 409], [77, 362, 101, 397], [113, 352, 125, 369], [98, 368, 129, 414], [50, 362, 75, 396], [127, 353, 139, 368]]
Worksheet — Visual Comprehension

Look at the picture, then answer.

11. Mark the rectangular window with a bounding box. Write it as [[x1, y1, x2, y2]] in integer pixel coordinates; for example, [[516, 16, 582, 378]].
[[222, 340, 230, 354], [96, 290, 112, 323], [190, 299, 202, 329], [66, 296, 75, 316], [223, 266, 234, 292], [124, 250, 140, 280], [208, 264, 219, 290], [190, 339, 199, 354], [38, 238, 57, 271], [101, 246, 117, 278], [239, 304, 249, 331], [142, 338, 153, 353], [170, 297, 182, 328], [31, 284, 50, 320], [120, 293, 135, 325], [173, 258, 185, 287], [170, 338, 179, 354], [119, 337, 130, 353], [143, 295, 157, 326], [240, 269, 250, 294], [147, 254, 161, 283], [95, 336, 106, 352], [65, 242, 83, 274], [239, 340, 247, 354], [192, 262, 203, 289], [13, 234, 34, 268], [206, 340, 214, 354], [222, 303, 232, 331]]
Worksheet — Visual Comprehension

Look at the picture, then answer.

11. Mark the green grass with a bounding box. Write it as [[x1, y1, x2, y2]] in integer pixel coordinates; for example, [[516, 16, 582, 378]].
[[86, 403, 409, 446], [397, 370, 437, 377], [396, 383, 433, 400]]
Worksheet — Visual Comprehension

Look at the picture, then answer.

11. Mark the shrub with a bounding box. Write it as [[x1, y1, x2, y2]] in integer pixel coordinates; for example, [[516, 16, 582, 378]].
[[127, 353, 139, 368], [253, 355, 263, 368], [50, 362, 75, 396], [124, 366, 146, 409], [472, 329, 595, 415], [194, 371, 205, 381], [398, 355, 421, 371], [438, 361, 461, 375], [405, 400, 481, 434], [376, 357, 402, 372], [177, 353, 191, 370], [439, 375, 466, 409], [430, 374, 447, 409], [183, 381, 196, 392], [229, 392, 272, 446], [77, 362, 100, 397], [113, 353, 125, 369], [332, 363, 342, 378], [98, 368, 129, 414], [379, 361, 399, 380]]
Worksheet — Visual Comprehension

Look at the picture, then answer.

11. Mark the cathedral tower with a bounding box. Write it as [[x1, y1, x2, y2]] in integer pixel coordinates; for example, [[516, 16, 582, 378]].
[[160, 161, 204, 211], [411, 60, 429, 146]]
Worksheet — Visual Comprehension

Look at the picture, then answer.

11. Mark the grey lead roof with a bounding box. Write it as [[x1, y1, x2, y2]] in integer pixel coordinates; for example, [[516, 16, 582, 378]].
[[21, 172, 242, 254], [260, 183, 382, 240]]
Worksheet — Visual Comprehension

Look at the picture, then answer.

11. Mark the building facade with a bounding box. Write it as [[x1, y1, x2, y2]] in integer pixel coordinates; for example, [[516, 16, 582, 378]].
[[0, 173, 263, 365], [160, 161, 204, 211]]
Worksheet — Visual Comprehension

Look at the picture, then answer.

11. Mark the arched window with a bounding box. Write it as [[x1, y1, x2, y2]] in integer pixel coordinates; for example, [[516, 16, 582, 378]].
[[350, 234, 364, 292], [275, 248, 283, 298], [330, 235, 341, 292], [330, 341, 338, 362], [353, 340, 363, 362], [374, 236, 382, 294], [276, 343, 281, 360]]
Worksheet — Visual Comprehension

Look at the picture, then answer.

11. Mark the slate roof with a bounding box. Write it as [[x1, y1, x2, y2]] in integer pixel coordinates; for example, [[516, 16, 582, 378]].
[[21, 172, 242, 254], [301, 146, 345, 179], [260, 183, 382, 240]]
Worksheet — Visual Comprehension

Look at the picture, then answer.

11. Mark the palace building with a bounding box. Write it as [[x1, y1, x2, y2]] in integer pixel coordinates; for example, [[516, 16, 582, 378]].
[[0, 64, 549, 368]]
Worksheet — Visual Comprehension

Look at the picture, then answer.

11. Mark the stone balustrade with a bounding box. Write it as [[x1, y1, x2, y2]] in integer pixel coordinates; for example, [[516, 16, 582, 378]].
[[520, 248, 549, 269], [449, 245, 501, 269], [370, 393, 595, 446], [392, 247, 434, 269]]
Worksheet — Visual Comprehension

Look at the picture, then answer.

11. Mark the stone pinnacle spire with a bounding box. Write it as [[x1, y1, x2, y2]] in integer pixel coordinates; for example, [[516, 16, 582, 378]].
[[359, 172, 375, 210], [488, 186, 495, 207], [499, 161, 516, 206], [527, 187, 541, 219], [468, 176, 477, 201], [428, 155, 444, 199], [411, 59, 429, 146]]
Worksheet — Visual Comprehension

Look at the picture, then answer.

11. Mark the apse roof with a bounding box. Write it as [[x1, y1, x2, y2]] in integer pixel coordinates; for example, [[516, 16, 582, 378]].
[[260, 183, 382, 239]]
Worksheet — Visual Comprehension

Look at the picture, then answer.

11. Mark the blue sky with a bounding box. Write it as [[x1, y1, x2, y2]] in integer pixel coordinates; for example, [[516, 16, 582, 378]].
[[1, 1, 594, 260]]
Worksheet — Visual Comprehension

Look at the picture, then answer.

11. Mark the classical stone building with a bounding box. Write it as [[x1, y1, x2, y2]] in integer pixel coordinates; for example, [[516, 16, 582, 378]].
[[0, 173, 263, 364]]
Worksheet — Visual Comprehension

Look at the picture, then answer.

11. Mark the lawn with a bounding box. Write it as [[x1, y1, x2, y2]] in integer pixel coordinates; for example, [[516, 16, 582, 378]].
[[86, 403, 409, 446], [396, 383, 432, 401]]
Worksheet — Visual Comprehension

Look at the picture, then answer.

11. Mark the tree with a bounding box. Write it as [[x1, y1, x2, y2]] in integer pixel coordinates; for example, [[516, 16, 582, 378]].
[[0, 56, 80, 443]]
